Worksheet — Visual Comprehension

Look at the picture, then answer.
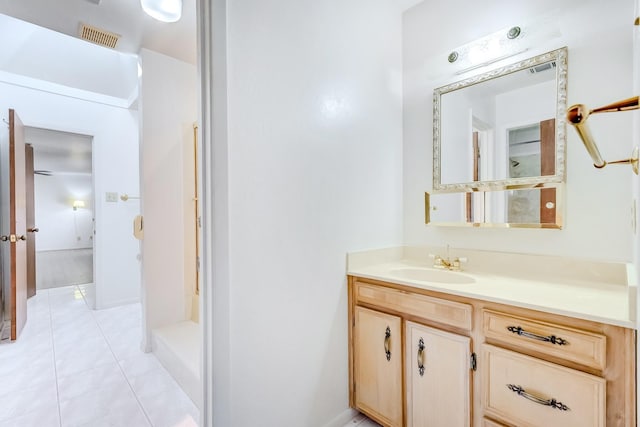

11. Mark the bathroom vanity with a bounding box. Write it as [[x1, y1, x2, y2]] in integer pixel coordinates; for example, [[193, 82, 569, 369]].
[[347, 247, 637, 427]]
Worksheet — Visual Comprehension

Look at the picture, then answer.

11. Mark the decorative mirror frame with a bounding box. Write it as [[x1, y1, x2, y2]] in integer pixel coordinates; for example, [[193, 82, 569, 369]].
[[432, 47, 568, 193], [424, 184, 564, 229]]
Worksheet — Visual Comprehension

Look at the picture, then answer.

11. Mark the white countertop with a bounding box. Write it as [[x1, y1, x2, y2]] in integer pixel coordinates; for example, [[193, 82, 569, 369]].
[[347, 247, 637, 329]]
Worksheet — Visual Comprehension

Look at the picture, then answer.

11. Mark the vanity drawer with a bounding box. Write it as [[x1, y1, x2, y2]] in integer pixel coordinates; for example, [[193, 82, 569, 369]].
[[482, 344, 606, 427], [482, 419, 506, 427], [355, 282, 472, 330], [482, 310, 606, 370]]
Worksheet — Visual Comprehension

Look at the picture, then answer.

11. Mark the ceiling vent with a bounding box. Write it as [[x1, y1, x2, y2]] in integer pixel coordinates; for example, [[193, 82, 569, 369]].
[[79, 23, 120, 49], [529, 61, 556, 74]]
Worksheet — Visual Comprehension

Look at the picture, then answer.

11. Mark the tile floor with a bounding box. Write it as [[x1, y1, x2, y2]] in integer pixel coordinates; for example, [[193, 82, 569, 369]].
[[343, 413, 381, 427], [0, 285, 198, 427]]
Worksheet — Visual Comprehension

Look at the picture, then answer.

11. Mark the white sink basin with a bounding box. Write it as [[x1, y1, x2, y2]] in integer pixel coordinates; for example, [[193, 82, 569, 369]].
[[389, 267, 475, 285]]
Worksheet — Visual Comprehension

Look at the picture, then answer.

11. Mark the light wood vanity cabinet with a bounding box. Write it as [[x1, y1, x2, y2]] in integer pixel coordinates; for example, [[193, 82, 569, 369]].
[[348, 276, 636, 427], [354, 307, 403, 426], [406, 321, 471, 427]]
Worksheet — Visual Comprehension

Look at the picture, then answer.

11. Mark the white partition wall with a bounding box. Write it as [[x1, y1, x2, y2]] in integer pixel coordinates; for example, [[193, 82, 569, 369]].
[[204, 1, 405, 424], [138, 48, 197, 344], [0, 83, 140, 308]]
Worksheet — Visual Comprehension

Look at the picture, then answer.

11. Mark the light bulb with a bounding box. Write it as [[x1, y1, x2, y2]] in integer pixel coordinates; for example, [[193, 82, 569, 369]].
[[140, 0, 182, 23]]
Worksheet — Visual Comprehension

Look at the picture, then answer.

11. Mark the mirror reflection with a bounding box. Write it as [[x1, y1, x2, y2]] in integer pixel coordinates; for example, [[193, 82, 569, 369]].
[[433, 47, 567, 192], [426, 186, 562, 228]]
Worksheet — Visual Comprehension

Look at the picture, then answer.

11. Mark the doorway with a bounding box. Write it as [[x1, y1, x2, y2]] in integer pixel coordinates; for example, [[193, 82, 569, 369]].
[[26, 127, 95, 306]]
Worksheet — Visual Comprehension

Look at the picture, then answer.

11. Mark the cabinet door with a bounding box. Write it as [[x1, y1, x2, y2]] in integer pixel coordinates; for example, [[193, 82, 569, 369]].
[[406, 321, 471, 427], [354, 306, 403, 427]]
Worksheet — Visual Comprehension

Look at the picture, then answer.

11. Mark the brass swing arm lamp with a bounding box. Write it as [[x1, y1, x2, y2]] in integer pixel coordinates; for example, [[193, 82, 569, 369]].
[[567, 96, 639, 174]]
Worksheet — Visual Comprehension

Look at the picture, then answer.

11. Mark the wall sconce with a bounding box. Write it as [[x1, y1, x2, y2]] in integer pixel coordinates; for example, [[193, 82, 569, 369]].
[[73, 200, 85, 211], [447, 25, 528, 74], [140, 0, 182, 23], [567, 96, 639, 174]]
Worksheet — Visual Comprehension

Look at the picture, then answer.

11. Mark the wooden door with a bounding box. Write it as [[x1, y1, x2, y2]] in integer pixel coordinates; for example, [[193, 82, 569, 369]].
[[539, 118, 556, 224], [25, 143, 36, 298], [406, 321, 471, 427], [354, 306, 403, 427], [7, 109, 27, 340], [466, 132, 479, 223]]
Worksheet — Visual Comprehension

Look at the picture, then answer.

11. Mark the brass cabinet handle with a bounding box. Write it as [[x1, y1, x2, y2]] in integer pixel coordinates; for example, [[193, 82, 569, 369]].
[[417, 338, 425, 376], [506, 326, 568, 346], [507, 384, 570, 411], [27, 227, 39, 233], [384, 326, 391, 361]]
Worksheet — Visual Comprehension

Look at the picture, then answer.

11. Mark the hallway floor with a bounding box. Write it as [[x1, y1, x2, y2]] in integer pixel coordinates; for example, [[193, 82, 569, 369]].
[[0, 285, 198, 427], [36, 249, 93, 290]]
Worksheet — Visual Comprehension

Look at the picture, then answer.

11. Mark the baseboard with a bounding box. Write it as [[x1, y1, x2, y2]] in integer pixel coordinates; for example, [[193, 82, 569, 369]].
[[323, 408, 359, 427]]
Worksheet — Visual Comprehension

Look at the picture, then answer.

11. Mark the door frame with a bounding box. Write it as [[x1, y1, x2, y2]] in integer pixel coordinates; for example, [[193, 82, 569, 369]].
[[198, 1, 229, 426]]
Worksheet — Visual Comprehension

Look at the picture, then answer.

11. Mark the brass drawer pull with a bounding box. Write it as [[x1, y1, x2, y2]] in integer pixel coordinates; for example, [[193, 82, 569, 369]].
[[507, 384, 570, 411], [384, 326, 391, 361], [417, 338, 425, 376], [507, 326, 568, 346]]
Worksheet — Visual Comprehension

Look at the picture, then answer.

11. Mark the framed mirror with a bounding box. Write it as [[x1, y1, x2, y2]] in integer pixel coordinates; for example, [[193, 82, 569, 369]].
[[433, 47, 568, 193], [425, 185, 563, 229]]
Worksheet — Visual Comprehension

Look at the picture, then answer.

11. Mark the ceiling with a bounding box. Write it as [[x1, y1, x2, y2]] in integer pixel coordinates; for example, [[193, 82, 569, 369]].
[[0, 0, 196, 64]]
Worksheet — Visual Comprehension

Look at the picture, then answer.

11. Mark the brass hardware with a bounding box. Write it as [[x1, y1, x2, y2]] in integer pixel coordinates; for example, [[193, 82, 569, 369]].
[[567, 96, 639, 174], [120, 194, 141, 202], [430, 246, 467, 271], [424, 192, 431, 224], [507, 326, 568, 346], [18, 235, 26, 241], [9, 235, 16, 243], [27, 227, 39, 233], [384, 326, 391, 361], [193, 123, 200, 296], [470, 352, 477, 371], [507, 384, 569, 411], [0, 235, 8, 242], [417, 338, 425, 376]]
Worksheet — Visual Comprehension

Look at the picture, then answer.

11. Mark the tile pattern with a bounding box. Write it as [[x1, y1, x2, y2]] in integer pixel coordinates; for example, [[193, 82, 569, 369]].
[[36, 249, 93, 290], [0, 285, 198, 427]]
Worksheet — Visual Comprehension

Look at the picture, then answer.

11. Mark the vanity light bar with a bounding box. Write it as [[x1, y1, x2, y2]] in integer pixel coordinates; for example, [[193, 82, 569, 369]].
[[567, 96, 639, 174]]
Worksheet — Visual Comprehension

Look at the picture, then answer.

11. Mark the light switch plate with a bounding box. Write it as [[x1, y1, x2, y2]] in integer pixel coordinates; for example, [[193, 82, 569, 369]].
[[106, 192, 118, 202]]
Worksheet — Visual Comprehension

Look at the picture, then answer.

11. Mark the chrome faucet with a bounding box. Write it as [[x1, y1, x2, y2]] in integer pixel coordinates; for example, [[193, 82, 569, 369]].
[[429, 245, 467, 271]]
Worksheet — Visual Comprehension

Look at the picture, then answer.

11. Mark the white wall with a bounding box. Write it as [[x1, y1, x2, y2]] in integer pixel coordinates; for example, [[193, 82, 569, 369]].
[[34, 174, 93, 251], [209, 1, 404, 425], [404, 0, 635, 261], [0, 82, 141, 308], [139, 49, 197, 344]]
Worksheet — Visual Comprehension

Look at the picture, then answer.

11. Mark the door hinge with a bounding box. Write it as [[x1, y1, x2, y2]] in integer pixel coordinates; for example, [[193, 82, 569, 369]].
[[470, 352, 477, 371]]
